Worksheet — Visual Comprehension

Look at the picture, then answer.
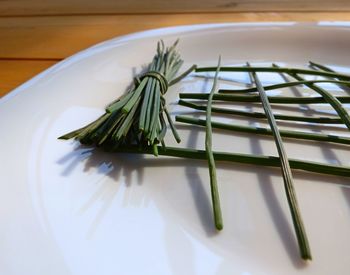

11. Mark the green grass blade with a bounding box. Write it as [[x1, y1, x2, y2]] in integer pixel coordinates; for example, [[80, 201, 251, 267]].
[[175, 115, 350, 146], [58, 113, 111, 140], [206, 57, 223, 230], [219, 79, 350, 94], [106, 91, 134, 113], [139, 78, 155, 131], [179, 93, 350, 104], [250, 65, 311, 260], [287, 73, 350, 131], [148, 82, 161, 143], [309, 61, 350, 93], [178, 99, 342, 124], [164, 107, 181, 143], [169, 64, 197, 85], [113, 145, 350, 177], [122, 78, 147, 113], [196, 66, 350, 80]]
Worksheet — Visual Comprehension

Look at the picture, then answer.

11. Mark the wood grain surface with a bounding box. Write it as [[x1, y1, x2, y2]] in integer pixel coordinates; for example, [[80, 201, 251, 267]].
[[1, 0, 350, 16], [1, 11, 350, 96]]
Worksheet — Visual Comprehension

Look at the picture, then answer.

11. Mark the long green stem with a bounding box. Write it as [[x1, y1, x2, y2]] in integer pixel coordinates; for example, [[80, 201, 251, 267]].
[[250, 67, 311, 260], [270, 63, 350, 131], [176, 116, 350, 146], [286, 73, 350, 131], [164, 107, 181, 143], [169, 64, 197, 85], [179, 93, 350, 104], [111, 145, 350, 177], [309, 61, 350, 94], [308, 62, 334, 73], [196, 66, 350, 80], [218, 79, 350, 94], [206, 57, 223, 230], [178, 99, 342, 124]]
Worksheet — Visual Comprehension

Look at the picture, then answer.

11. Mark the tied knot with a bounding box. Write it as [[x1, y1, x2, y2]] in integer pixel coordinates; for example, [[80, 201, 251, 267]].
[[135, 71, 168, 94]]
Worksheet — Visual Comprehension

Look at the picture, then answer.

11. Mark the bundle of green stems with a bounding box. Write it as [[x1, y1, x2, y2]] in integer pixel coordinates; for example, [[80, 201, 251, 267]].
[[59, 40, 196, 156]]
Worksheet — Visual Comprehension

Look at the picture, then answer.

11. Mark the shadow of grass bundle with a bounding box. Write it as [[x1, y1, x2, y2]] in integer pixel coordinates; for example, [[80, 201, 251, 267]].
[[59, 40, 196, 155]]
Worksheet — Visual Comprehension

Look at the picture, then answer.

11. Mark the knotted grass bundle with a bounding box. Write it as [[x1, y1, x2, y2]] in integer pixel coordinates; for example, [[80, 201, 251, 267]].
[[59, 40, 196, 155]]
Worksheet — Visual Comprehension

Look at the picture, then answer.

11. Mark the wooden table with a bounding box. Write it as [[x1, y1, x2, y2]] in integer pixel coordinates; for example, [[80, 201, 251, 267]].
[[2, 10, 350, 97]]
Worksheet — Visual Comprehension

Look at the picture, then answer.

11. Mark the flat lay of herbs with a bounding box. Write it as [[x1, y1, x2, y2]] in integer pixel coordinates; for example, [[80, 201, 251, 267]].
[[59, 41, 350, 261]]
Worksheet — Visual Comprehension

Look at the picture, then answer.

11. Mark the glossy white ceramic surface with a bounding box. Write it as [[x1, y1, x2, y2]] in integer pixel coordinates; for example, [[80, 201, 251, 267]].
[[1, 23, 350, 275]]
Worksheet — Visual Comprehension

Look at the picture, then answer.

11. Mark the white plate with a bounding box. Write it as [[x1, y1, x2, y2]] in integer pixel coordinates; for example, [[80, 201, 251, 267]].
[[1, 23, 350, 275]]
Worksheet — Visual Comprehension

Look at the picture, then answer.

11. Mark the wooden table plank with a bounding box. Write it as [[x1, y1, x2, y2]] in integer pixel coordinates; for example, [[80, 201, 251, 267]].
[[1, 0, 350, 16], [2, 12, 350, 96], [2, 12, 350, 59]]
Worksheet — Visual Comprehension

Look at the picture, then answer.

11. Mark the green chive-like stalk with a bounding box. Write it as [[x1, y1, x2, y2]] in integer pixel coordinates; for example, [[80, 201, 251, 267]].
[[288, 73, 350, 131], [309, 62, 335, 73], [179, 93, 350, 104], [111, 145, 350, 177], [205, 57, 223, 230], [196, 65, 350, 80], [249, 65, 311, 260], [175, 116, 350, 146], [178, 100, 342, 124], [219, 79, 350, 94], [270, 63, 350, 132], [309, 61, 350, 93]]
